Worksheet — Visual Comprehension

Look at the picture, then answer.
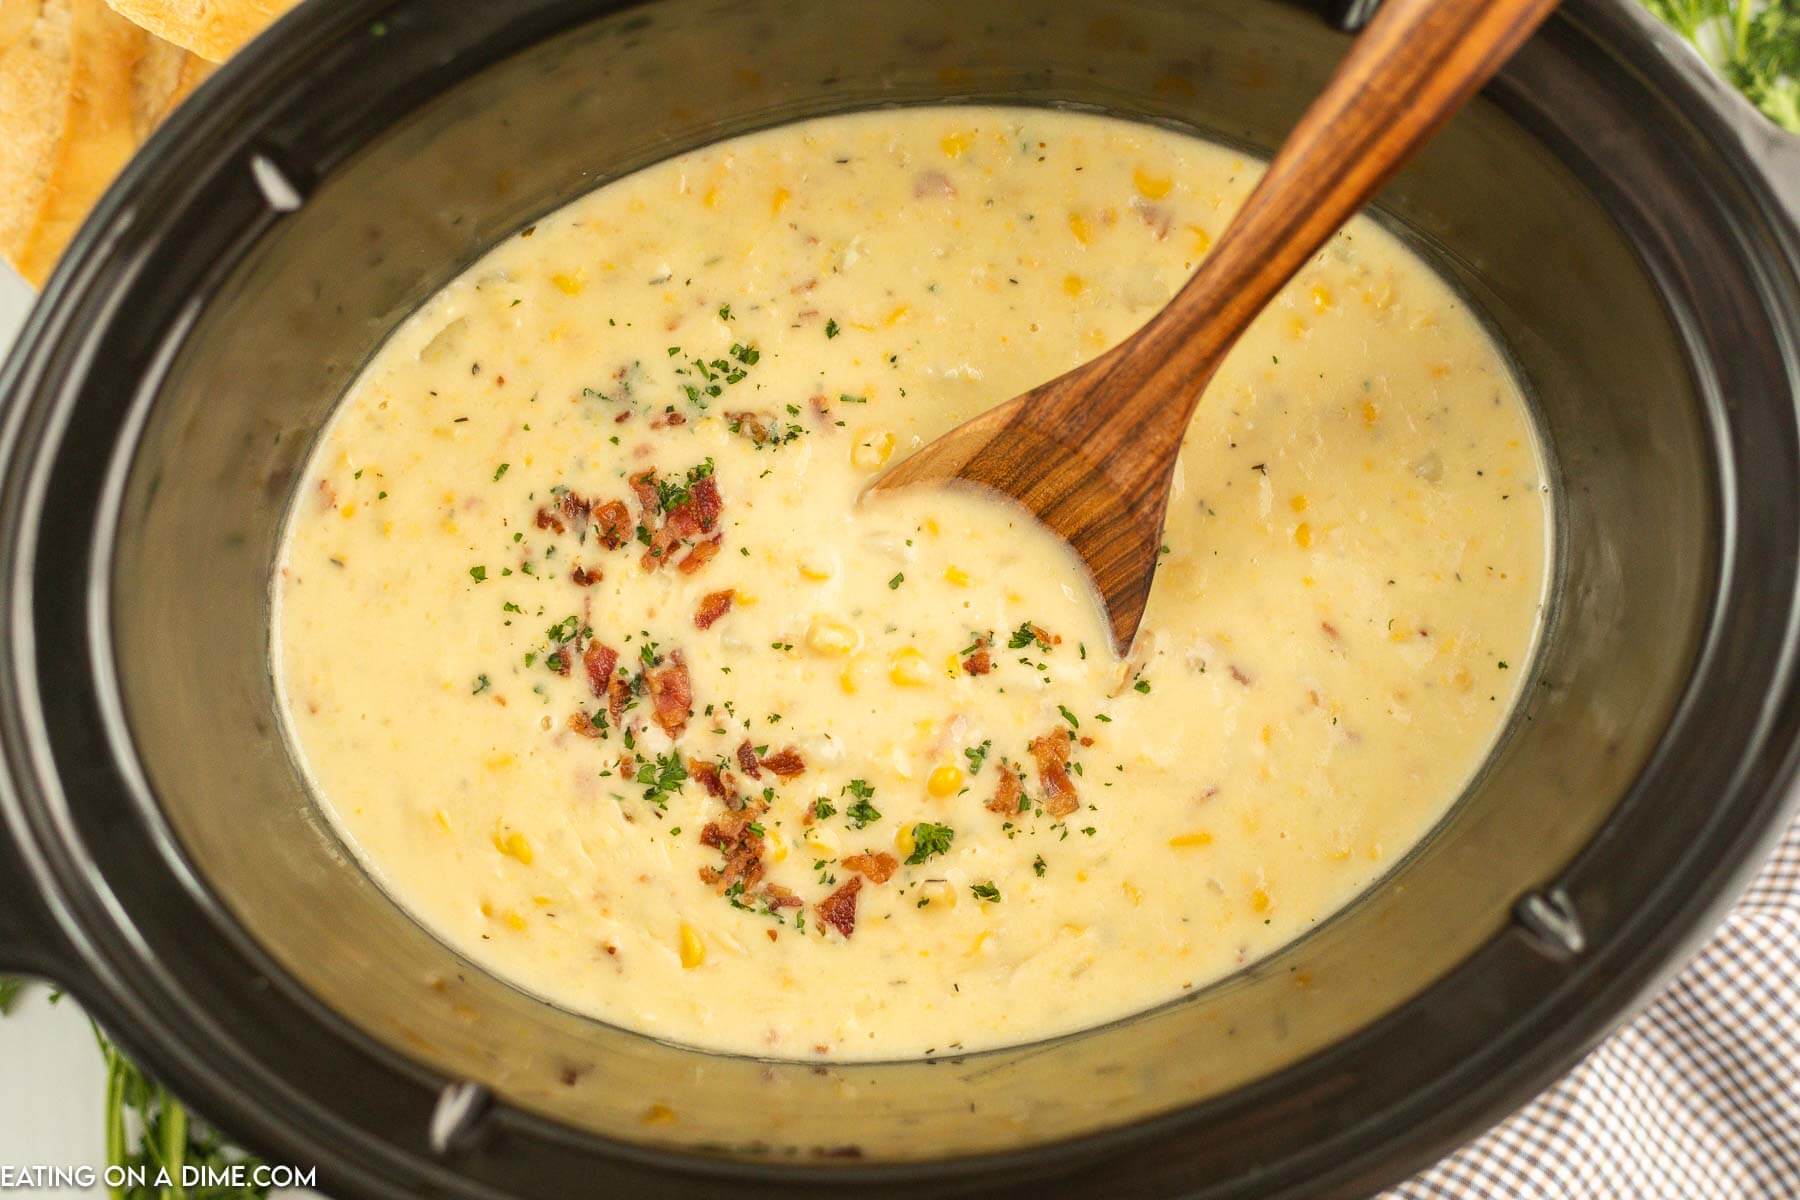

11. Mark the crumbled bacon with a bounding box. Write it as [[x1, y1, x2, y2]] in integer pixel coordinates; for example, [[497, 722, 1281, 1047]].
[[560, 491, 592, 527], [583, 641, 619, 702], [698, 804, 768, 895], [695, 588, 734, 630], [963, 648, 992, 676], [650, 411, 687, 429], [842, 851, 898, 884], [689, 758, 727, 799], [762, 882, 804, 910], [677, 535, 722, 574], [735, 740, 763, 779], [1229, 664, 1252, 686], [809, 395, 833, 427], [570, 564, 601, 587], [548, 646, 572, 676], [644, 651, 693, 738], [987, 768, 1023, 816], [534, 506, 566, 534], [607, 674, 631, 727], [593, 500, 632, 549], [1028, 727, 1079, 818], [726, 411, 772, 445], [628, 470, 660, 518], [759, 747, 806, 778], [816, 876, 862, 938], [567, 711, 605, 739]]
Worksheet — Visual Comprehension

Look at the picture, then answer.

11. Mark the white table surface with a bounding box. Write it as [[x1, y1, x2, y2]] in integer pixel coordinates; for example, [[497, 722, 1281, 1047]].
[[0, 266, 114, 1194]]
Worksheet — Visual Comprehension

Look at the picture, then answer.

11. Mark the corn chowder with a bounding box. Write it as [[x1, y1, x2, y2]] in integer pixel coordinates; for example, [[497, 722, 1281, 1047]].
[[275, 108, 1549, 1060]]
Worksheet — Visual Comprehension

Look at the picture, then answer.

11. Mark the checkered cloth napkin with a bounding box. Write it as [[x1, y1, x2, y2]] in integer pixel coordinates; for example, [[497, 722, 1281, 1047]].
[[1387, 818, 1800, 1199]]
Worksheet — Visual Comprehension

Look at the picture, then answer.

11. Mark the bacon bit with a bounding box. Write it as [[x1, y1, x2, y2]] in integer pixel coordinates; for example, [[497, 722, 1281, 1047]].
[[759, 747, 806, 778], [614, 409, 632, 424], [791, 278, 818, 294], [690, 758, 727, 799], [727, 410, 773, 445], [628, 470, 660, 518], [842, 851, 898, 884], [1320, 622, 1340, 642], [570, 564, 602, 587], [809, 395, 833, 426], [560, 491, 592, 527], [644, 652, 693, 738], [567, 711, 605, 739], [698, 805, 767, 895], [1078, 735, 1095, 748], [1029, 622, 1062, 646], [534, 506, 566, 534], [695, 588, 735, 630], [987, 768, 1023, 816], [913, 169, 956, 199], [735, 740, 763, 779], [762, 882, 804, 910], [548, 647, 572, 676], [1028, 727, 1079, 818], [593, 500, 632, 549], [690, 476, 723, 531], [963, 648, 993, 676], [816, 876, 862, 938], [1229, 664, 1253, 686], [650, 411, 688, 429], [677, 535, 722, 575], [583, 641, 619, 702]]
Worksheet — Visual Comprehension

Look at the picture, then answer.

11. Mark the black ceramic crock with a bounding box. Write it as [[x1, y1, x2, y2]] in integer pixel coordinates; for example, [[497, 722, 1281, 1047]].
[[1, 1, 1796, 1196]]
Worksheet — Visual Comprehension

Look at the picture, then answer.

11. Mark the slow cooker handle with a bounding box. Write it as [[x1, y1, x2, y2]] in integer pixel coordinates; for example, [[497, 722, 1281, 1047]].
[[0, 820, 75, 982]]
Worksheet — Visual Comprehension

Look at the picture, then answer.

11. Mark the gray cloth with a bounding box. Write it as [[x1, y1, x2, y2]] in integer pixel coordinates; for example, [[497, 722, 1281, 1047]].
[[1389, 819, 1800, 1199]]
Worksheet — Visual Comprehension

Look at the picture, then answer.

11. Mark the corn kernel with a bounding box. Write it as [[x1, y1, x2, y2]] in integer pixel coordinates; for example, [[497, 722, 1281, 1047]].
[[1289, 494, 1308, 512], [339, 501, 357, 519], [551, 272, 583, 295], [1122, 881, 1144, 906], [1068, 212, 1093, 244], [917, 880, 958, 910], [1309, 283, 1333, 312], [806, 616, 861, 656], [922, 516, 941, 536], [967, 930, 993, 956], [502, 910, 527, 932], [883, 305, 910, 326], [1361, 400, 1380, 426], [895, 823, 917, 859], [766, 828, 788, 863], [496, 830, 534, 865], [942, 653, 962, 678], [927, 765, 965, 797], [770, 186, 791, 216], [838, 665, 859, 694], [1062, 273, 1086, 297], [851, 429, 896, 470], [1188, 224, 1212, 255], [804, 829, 838, 859], [940, 130, 975, 158], [1132, 167, 1173, 199], [484, 753, 515, 770], [798, 555, 835, 581], [678, 922, 706, 968], [1168, 832, 1214, 848], [433, 809, 451, 833], [1295, 522, 1312, 549], [641, 1103, 676, 1126], [1250, 888, 1272, 914], [889, 647, 930, 686], [943, 565, 970, 586]]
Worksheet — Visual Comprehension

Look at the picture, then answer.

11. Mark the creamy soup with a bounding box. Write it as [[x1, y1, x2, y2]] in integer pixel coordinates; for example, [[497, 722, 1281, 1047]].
[[276, 107, 1549, 1060]]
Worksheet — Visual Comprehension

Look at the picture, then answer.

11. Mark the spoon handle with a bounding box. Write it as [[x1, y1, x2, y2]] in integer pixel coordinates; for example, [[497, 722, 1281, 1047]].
[[1134, 0, 1559, 406]]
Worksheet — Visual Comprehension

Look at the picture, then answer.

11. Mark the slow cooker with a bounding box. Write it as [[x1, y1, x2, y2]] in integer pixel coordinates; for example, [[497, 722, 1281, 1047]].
[[1, 0, 1796, 1195]]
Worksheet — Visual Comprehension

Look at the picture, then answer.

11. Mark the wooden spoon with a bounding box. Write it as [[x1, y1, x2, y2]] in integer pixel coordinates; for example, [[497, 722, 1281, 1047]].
[[869, 0, 1559, 654]]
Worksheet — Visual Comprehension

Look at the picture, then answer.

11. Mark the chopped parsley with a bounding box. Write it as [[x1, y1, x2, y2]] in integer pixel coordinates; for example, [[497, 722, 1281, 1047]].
[[635, 752, 688, 809], [843, 779, 881, 828], [906, 822, 954, 864], [970, 881, 1001, 902], [963, 739, 992, 776]]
